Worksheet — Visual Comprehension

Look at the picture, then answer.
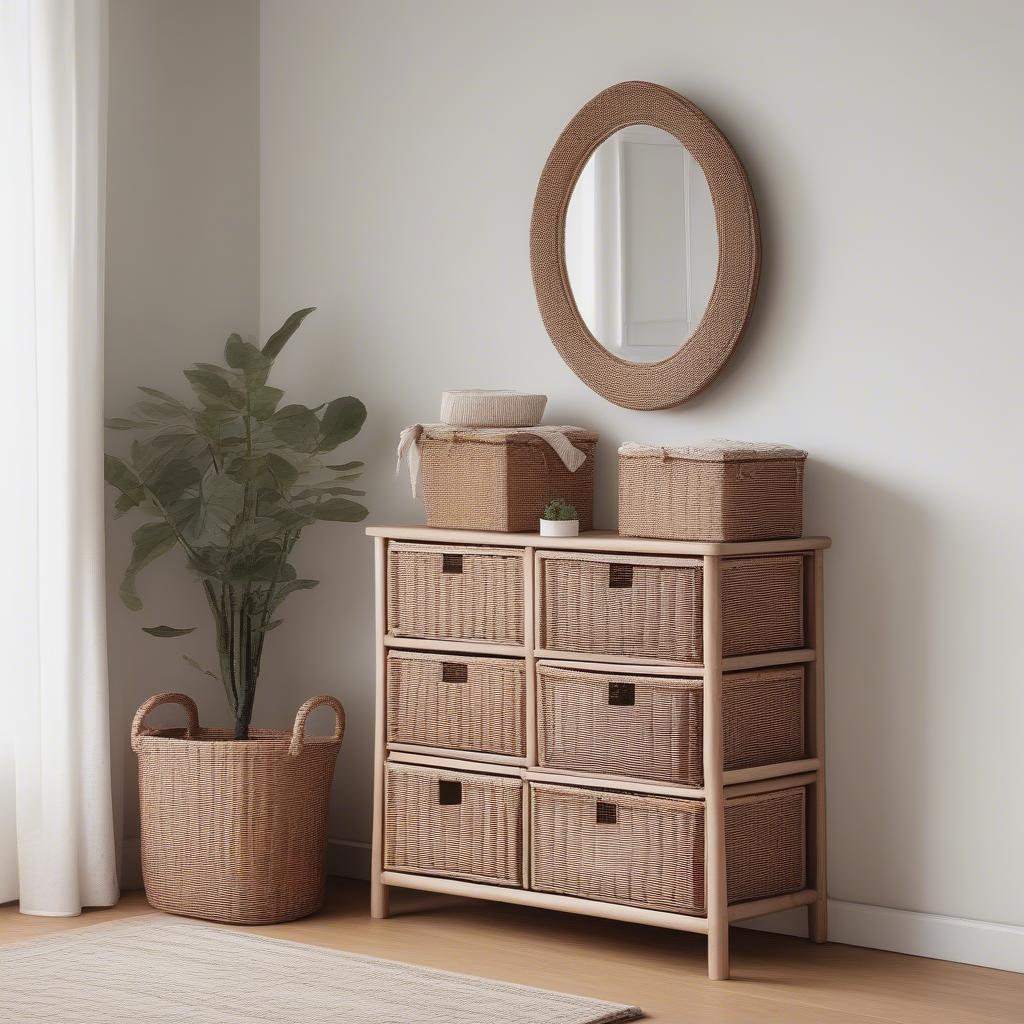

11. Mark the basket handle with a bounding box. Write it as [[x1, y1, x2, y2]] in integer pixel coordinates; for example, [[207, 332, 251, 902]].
[[131, 692, 199, 752], [289, 695, 346, 757]]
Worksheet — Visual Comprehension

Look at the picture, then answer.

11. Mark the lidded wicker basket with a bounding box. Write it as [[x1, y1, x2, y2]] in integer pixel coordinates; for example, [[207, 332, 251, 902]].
[[618, 439, 807, 542], [417, 427, 597, 532], [131, 692, 345, 925]]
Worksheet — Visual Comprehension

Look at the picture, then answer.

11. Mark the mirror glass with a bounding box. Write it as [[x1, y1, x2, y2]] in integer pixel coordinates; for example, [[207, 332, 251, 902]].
[[564, 125, 719, 363]]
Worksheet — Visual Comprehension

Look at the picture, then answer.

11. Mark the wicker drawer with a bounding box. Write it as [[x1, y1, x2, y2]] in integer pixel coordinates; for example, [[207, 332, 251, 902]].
[[387, 652, 526, 757], [536, 664, 805, 785], [537, 552, 804, 662], [388, 542, 524, 645], [384, 762, 523, 886], [529, 783, 806, 915]]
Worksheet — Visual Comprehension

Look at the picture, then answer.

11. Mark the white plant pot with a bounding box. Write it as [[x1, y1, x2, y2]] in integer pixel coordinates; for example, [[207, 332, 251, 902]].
[[539, 518, 579, 537]]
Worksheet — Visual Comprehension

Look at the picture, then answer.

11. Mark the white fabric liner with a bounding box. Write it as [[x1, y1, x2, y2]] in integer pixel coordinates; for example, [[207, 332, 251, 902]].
[[619, 438, 807, 462], [0, 916, 643, 1024], [398, 424, 592, 496]]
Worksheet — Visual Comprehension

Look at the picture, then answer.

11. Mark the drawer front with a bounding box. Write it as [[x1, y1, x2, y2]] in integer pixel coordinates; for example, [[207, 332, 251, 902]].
[[384, 763, 523, 887], [387, 542, 524, 645], [529, 782, 706, 914], [537, 664, 805, 786], [530, 783, 806, 915], [538, 552, 805, 663], [538, 552, 703, 662], [387, 652, 526, 757]]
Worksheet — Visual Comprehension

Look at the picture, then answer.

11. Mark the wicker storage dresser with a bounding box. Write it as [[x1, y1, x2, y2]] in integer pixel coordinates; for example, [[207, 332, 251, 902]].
[[369, 525, 830, 981], [417, 427, 598, 532], [536, 664, 804, 786], [618, 440, 807, 542], [530, 783, 806, 914], [384, 762, 523, 886], [537, 551, 804, 661], [387, 652, 526, 757]]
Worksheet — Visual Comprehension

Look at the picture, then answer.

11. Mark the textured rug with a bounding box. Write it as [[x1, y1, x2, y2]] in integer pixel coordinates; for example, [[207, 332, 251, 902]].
[[0, 915, 642, 1023]]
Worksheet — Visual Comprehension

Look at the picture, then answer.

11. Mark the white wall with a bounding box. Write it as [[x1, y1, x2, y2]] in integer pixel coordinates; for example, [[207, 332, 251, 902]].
[[258, 0, 1024, 951], [105, 0, 259, 864]]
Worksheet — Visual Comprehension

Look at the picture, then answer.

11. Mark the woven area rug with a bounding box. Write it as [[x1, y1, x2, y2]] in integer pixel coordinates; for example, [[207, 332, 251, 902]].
[[0, 915, 642, 1023]]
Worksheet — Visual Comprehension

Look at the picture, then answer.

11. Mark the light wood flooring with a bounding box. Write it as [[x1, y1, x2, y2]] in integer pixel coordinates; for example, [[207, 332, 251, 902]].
[[2, 880, 1020, 1023]]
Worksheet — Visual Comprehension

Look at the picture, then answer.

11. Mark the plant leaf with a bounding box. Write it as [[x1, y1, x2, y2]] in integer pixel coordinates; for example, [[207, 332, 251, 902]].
[[313, 497, 369, 522], [183, 654, 219, 680], [142, 625, 196, 637], [106, 417, 150, 430], [225, 334, 273, 375], [120, 522, 176, 610], [248, 385, 284, 420], [146, 457, 202, 506], [262, 307, 316, 360], [268, 404, 319, 451], [318, 396, 366, 451], [266, 452, 298, 491], [189, 472, 245, 547], [326, 460, 364, 472], [270, 578, 319, 611], [104, 455, 145, 510]]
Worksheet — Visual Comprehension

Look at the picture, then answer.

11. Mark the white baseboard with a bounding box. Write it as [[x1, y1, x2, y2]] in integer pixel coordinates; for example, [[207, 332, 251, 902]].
[[326, 842, 1023, 974]]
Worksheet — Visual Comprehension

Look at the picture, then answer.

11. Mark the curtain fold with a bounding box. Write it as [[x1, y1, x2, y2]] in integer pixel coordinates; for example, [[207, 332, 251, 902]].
[[0, 0, 118, 915]]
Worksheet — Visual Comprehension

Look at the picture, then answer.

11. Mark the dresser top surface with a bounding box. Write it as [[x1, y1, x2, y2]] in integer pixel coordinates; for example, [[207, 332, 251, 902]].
[[366, 525, 831, 556]]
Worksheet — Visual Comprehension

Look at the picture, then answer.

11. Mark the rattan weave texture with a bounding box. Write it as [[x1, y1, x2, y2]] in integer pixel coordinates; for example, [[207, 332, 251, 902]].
[[388, 542, 525, 644], [530, 81, 760, 410], [384, 762, 523, 886], [387, 651, 527, 756], [419, 429, 597, 532], [529, 783, 805, 915], [618, 446, 806, 542], [132, 692, 344, 925], [538, 552, 804, 662], [536, 664, 805, 785]]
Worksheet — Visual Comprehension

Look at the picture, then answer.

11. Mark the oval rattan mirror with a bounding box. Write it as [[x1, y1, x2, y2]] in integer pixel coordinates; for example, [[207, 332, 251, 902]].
[[530, 81, 760, 410]]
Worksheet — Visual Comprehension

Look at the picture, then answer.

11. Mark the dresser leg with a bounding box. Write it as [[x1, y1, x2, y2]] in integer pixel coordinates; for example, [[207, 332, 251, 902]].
[[371, 878, 390, 920], [708, 925, 730, 980], [808, 897, 827, 943]]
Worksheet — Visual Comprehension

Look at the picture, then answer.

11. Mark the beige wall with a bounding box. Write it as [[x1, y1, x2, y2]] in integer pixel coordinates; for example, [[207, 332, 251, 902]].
[[258, 0, 1024, 936], [105, 0, 259, 865]]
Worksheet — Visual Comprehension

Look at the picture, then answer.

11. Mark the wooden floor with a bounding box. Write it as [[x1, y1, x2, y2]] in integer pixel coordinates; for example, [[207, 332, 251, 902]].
[[2, 880, 1020, 1023]]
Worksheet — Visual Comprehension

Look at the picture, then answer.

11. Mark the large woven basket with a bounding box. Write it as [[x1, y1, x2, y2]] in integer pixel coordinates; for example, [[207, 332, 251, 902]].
[[384, 762, 523, 886], [536, 664, 805, 786], [418, 427, 597, 532], [132, 692, 345, 925], [618, 440, 807, 542], [530, 782, 805, 915], [387, 651, 527, 756], [537, 551, 804, 662], [388, 542, 525, 645]]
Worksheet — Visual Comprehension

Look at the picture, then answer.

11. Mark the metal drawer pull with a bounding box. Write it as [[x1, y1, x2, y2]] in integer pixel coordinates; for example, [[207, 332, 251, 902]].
[[608, 681, 635, 706], [438, 780, 463, 805], [608, 564, 633, 588], [441, 661, 468, 683], [596, 802, 617, 824], [442, 553, 463, 574]]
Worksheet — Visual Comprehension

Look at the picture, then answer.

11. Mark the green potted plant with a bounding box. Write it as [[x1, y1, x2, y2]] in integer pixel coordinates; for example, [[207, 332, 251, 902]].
[[107, 307, 367, 924], [540, 498, 579, 537]]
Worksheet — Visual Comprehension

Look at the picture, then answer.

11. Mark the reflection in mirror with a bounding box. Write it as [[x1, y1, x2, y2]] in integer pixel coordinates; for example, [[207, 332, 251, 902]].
[[564, 126, 718, 363]]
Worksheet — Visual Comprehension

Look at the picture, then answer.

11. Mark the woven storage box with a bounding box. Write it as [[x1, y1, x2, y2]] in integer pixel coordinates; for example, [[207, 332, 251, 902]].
[[388, 542, 524, 645], [384, 762, 523, 886], [132, 693, 344, 925], [536, 664, 805, 786], [387, 651, 526, 757], [418, 427, 597, 532], [618, 440, 807, 542], [537, 552, 804, 662], [530, 783, 805, 915]]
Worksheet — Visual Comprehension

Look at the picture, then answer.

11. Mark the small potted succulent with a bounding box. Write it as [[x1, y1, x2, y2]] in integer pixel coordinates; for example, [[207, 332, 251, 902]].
[[540, 498, 580, 537]]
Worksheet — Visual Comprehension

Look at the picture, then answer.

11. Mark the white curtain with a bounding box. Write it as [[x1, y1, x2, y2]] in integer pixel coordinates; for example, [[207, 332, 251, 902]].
[[0, 0, 118, 915]]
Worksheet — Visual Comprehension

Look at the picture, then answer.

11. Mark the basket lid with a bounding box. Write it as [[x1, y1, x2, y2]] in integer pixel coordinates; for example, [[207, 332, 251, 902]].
[[421, 425, 598, 445], [619, 438, 807, 462]]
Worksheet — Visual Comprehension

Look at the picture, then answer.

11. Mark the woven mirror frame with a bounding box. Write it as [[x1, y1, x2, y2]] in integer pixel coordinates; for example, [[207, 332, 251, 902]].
[[530, 81, 761, 411]]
